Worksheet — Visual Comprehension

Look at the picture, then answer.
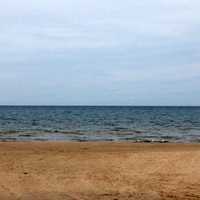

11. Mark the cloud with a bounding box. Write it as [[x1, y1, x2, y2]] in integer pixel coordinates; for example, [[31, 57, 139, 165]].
[[0, 0, 200, 105]]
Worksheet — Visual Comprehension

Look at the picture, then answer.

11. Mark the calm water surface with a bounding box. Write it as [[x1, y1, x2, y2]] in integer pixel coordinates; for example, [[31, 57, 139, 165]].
[[0, 106, 200, 142]]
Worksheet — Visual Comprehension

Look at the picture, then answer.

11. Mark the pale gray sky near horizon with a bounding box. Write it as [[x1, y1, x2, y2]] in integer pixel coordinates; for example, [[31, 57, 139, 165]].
[[0, 0, 200, 105]]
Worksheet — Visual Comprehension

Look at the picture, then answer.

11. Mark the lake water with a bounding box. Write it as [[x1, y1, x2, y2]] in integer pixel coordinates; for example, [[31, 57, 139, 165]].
[[0, 106, 200, 142]]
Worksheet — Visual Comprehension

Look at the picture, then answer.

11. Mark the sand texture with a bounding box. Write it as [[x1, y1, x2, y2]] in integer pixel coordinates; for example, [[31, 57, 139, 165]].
[[0, 142, 200, 200]]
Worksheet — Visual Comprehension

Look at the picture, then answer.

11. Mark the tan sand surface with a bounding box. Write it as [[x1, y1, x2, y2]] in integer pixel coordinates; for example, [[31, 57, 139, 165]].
[[0, 142, 200, 200]]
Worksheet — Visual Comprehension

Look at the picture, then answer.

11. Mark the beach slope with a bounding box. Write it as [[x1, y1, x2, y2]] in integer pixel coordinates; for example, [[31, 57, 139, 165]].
[[0, 142, 200, 200]]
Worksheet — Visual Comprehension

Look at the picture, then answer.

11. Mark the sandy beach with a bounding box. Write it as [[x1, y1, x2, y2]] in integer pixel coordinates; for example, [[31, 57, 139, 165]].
[[0, 142, 200, 200]]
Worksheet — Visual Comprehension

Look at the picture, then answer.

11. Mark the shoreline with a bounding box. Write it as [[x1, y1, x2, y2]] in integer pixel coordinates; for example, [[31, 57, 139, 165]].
[[0, 139, 199, 144], [0, 142, 200, 199]]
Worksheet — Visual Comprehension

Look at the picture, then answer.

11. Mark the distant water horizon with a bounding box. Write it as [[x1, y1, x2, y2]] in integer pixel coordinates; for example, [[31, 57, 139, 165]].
[[0, 105, 199, 107], [0, 106, 200, 142]]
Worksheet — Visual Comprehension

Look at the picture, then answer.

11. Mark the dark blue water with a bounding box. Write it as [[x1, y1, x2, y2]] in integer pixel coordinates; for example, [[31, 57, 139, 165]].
[[0, 106, 200, 142]]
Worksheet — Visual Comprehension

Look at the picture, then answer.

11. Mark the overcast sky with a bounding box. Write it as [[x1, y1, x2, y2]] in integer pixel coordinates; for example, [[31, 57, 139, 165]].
[[0, 0, 200, 105]]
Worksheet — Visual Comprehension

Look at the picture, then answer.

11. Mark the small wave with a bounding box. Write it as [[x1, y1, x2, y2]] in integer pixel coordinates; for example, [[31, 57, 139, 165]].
[[133, 139, 169, 143], [111, 127, 130, 132]]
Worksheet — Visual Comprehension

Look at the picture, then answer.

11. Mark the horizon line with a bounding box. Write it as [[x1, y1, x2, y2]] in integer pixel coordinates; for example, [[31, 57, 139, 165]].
[[0, 105, 199, 107]]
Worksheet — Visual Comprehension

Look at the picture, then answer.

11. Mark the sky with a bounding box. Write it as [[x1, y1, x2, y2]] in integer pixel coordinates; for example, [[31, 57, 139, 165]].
[[0, 0, 200, 105]]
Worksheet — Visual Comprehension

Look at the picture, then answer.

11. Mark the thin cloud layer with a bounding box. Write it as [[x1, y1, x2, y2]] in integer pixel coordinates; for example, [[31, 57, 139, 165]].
[[0, 0, 200, 105]]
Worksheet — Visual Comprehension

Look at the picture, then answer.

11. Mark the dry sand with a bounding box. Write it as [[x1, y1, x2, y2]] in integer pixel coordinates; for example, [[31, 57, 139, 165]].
[[0, 142, 200, 200]]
